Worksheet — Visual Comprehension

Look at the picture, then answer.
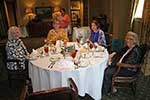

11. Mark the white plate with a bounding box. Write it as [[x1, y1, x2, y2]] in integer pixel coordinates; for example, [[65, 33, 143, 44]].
[[79, 62, 88, 67], [49, 57, 60, 62]]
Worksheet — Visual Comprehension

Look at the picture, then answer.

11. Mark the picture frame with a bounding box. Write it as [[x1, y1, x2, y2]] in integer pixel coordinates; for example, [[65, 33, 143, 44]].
[[71, 10, 80, 21], [71, 1, 80, 10], [35, 7, 52, 19]]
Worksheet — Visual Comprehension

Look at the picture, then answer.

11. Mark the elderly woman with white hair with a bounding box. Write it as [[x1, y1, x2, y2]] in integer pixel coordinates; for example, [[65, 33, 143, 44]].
[[5, 26, 29, 70], [102, 31, 141, 95]]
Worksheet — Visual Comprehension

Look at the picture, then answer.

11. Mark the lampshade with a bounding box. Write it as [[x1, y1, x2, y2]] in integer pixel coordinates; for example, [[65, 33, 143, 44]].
[[25, 8, 33, 14], [24, 8, 36, 24], [53, 6, 61, 12]]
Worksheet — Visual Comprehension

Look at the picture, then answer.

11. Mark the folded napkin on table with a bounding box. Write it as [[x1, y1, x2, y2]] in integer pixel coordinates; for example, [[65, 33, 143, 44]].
[[29, 49, 40, 59], [52, 59, 75, 71]]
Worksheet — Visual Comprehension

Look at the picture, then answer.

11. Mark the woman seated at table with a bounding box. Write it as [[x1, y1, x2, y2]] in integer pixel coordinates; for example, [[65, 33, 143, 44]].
[[47, 19, 69, 43], [102, 31, 141, 95], [88, 19, 107, 46], [5, 26, 29, 70]]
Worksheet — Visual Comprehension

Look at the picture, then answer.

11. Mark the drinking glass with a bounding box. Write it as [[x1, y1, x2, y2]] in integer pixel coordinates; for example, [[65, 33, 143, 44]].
[[89, 42, 94, 56], [39, 48, 43, 57], [70, 50, 77, 59], [89, 42, 94, 49], [52, 40, 56, 46], [76, 38, 80, 43], [44, 46, 49, 55], [70, 50, 79, 69]]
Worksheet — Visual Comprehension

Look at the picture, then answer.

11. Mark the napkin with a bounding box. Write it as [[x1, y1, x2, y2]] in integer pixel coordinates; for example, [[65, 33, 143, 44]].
[[95, 46, 105, 52], [79, 58, 89, 67], [82, 43, 88, 49], [53, 59, 75, 71], [30, 49, 40, 59]]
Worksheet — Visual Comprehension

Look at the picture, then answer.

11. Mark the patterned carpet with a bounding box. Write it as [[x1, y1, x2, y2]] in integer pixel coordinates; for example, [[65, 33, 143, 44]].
[[102, 74, 150, 100], [78, 74, 150, 100]]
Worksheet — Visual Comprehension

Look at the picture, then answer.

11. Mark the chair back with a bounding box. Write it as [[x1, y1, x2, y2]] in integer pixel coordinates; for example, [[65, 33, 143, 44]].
[[139, 44, 148, 63], [27, 87, 75, 100], [25, 78, 78, 100], [112, 44, 148, 94], [135, 44, 148, 74], [0, 43, 29, 87], [0, 43, 7, 66], [111, 39, 123, 52]]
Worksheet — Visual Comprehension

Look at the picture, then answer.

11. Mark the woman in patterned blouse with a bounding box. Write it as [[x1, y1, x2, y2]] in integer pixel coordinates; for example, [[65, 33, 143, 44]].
[[47, 19, 69, 43], [5, 26, 29, 70], [89, 20, 107, 46]]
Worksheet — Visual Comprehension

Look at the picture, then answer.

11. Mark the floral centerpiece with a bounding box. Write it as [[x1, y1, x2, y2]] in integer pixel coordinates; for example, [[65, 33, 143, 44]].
[[85, 38, 94, 50], [76, 33, 83, 44]]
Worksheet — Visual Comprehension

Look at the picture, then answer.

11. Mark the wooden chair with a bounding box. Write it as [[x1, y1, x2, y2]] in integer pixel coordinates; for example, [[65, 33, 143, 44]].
[[104, 32, 112, 53], [111, 44, 148, 94], [20, 78, 78, 100], [111, 39, 123, 52], [0, 43, 30, 87]]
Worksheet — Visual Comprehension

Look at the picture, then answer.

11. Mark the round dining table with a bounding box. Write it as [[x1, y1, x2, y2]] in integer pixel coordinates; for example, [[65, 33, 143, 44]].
[[28, 43, 109, 100]]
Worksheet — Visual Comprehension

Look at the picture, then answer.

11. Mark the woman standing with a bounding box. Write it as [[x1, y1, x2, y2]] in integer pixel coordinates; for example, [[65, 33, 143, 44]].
[[59, 8, 71, 34]]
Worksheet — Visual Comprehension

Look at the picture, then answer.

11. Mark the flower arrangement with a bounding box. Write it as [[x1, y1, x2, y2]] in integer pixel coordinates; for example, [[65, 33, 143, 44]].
[[78, 33, 83, 39], [86, 38, 90, 44], [85, 38, 94, 49], [76, 33, 83, 43]]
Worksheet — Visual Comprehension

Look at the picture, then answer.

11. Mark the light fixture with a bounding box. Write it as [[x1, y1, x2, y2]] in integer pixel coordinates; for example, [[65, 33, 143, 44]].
[[23, 8, 36, 24], [25, 8, 33, 14], [50, 0, 62, 6]]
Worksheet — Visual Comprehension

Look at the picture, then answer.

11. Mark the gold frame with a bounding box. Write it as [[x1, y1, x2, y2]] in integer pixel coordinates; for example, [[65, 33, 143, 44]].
[[71, 10, 80, 21], [71, 1, 80, 10], [35, 7, 52, 19]]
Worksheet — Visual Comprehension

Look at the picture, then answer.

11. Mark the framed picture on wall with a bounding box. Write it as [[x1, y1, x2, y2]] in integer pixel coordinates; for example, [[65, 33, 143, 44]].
[[71, 0, 80, 10], [35, 7, 52, 19], [71, 10, 80, 21]]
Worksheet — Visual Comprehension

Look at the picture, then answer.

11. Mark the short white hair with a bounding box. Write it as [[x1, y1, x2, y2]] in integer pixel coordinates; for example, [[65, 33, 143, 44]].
[[125, 31, 139, 45], [8, 26, 20, 40]]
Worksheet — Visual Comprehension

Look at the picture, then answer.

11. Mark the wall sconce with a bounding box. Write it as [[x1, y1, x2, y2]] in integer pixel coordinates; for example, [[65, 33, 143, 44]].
[[50, 0, 62, 6], [25, 8, 36, 20], [23, 8, 36, 24], [24, 0, 36, 8], [25, 8, 33, 14]]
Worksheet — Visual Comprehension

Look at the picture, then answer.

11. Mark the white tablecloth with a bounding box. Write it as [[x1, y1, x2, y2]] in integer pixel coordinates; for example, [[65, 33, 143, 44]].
[[29, 49, 108, 100], [72, 26, 90, 42]]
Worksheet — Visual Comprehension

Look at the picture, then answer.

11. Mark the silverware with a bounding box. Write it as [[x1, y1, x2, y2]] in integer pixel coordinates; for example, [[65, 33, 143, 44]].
[[50, 62, 55, 68], [48, 63, 52, 68], [48, 61, 55, 68]]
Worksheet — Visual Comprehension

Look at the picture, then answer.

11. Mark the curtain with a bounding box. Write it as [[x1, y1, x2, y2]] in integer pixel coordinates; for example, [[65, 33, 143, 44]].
[[139, 0, 150, 44], [128, 0, 139, 30], [140, 0, 150, 76]]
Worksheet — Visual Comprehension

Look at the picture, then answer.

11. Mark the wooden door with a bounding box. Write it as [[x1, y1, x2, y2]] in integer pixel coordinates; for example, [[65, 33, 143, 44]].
[[0, 0, 8, 39]]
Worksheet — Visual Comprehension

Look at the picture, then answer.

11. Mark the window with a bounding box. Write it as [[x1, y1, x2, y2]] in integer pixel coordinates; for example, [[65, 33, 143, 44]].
[[134, 0, 145, 18]]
